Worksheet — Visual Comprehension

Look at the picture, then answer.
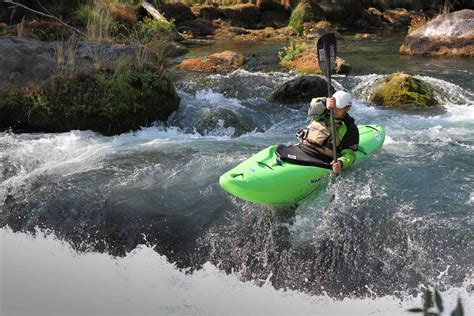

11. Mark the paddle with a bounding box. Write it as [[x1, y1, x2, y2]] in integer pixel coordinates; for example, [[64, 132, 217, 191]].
[[316, 33, 338, 165]]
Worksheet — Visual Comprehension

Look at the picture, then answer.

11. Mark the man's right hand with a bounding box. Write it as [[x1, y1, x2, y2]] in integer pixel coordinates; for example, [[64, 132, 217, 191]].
[[326, 97, 336, 110]]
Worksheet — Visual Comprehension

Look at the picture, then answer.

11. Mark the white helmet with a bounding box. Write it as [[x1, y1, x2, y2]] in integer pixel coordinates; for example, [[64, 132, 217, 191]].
[[333, 91, 352, 109]]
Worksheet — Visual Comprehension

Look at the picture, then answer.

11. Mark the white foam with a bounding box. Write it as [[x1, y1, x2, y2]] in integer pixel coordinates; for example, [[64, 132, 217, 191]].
[[3, 228, 471, 316]]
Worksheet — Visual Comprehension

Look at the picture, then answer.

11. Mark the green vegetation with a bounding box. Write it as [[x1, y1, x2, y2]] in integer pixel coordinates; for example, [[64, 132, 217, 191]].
[[408, 288, 464, 316], [369, 73, 438, 108], [0, 66, 180, 135], [278, 38, 307, 63], [288, 2, 310, 35]]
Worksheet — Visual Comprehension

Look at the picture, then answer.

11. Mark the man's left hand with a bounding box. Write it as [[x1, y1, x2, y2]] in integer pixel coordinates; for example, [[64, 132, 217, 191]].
[[331, 160, 342, 173]]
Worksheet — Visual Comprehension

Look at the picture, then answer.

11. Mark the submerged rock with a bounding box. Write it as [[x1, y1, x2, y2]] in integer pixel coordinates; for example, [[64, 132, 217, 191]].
[[196, 108, 258, 137], [368, 73, 438, 108], [178, 51, 245, 73], [400, 9, 474, 57], [269, 75, 335, 104]]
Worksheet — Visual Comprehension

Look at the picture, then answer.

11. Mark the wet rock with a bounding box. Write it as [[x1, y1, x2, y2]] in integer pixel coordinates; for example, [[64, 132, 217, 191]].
[[158, 3, 195, 23], [354, 33, 378, 40], [176, 18, 215, 37], [163, 41, 189, 58], [196, 108, 257, 137], [180, 39, 215, 47], [221, 4, 262, 29], [400, 9, 474, 57], [269, 75, 335, 104], [280, 48, 351, 75], [178, 51, 245, 73], [229, 27, 250, 35], [368, 73, 438, 108]]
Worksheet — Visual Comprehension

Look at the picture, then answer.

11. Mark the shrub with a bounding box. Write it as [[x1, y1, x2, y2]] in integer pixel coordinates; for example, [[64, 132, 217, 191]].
[[278, 38, 307, 63], [288, 2, 310, 35]]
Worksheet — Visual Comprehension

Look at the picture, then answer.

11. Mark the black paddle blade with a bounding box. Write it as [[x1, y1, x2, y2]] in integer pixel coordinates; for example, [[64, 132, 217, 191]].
[[316, 33, 337, 73]]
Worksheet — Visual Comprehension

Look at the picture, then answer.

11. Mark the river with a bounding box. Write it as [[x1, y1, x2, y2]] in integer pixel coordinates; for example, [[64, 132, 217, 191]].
[[1, 34, 473, 315]]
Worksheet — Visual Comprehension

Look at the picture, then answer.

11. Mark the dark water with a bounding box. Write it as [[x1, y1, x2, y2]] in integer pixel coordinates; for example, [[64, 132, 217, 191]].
[[1, 34, 473, 301]]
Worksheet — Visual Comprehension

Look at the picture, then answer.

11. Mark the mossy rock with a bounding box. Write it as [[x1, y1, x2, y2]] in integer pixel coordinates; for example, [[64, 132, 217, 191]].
[[0, 68, 180, 135], [368, 73, 438, 108]]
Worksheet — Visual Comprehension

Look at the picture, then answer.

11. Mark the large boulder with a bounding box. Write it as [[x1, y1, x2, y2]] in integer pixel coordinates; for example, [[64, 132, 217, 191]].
[[0, 37, 188, 94], [176, 18, 215, 37], [269, 75, 335, 104], [0, 69, 180, 135], [220, 4, 262, 29], [368, 73, 438, 108], [178, 51, 245, 73], [316, 0, 365, 26], [400, 9, 474, 56], [158, 3, 195, 23]]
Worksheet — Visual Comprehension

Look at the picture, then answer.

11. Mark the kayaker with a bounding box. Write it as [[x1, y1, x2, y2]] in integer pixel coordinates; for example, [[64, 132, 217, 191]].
[[297, 91, 359, 173]]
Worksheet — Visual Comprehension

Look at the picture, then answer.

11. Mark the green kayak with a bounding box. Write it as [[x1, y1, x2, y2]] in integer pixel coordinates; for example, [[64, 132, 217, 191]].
[[219, 124, 385, 205]]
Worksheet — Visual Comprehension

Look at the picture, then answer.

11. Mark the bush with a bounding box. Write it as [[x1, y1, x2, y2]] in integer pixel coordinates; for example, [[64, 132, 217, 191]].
[[278, 38, 307, 63], [288, 2, 310, 35]]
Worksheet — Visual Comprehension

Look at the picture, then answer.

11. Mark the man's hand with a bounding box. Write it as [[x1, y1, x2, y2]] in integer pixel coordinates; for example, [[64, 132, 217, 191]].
[[326, 97, 336, 110], [331, 160, 342, 173]]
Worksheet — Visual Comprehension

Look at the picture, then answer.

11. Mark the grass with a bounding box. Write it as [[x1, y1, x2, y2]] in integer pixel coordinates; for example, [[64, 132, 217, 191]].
[[288, 2, 310, 35]]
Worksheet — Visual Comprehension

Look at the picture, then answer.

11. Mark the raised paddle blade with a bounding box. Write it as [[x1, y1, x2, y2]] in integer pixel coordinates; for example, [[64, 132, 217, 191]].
[[316, 33, 337, 75]]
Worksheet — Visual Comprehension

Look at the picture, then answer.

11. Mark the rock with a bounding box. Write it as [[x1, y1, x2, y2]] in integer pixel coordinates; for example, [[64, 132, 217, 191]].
[[281, 48, 351, 75], [180, 39, 215, 47], [382, 8, 411, 29], [221, 4, 262, 29], [176, 18, 215, 37], [400, 9, 474, 57], [178, 51, 245, 73], [0, 36, 188, 94], [229, 27, 250, 35], [0, 69, 180, 135], [0, 37, 55, 93], [269, 75, 335, 104], [163, 41, 189, 58], [191, 5, 221, 20], [354, 33, 378, 40], [196, 108, 257, 137], [261, 10, 289, 28], [368, 73, 438, 108], [317, 0, 364, 26], [305, 21, 338, 39], [158, 3, 195, 23]]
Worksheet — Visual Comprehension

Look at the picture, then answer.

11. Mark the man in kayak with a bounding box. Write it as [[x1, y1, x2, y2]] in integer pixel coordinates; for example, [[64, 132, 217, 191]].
[[297, 91, 359, 173]]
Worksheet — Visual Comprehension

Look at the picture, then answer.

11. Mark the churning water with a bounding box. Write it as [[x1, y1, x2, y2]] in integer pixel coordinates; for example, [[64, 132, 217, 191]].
[[1, 37, 473, 315]]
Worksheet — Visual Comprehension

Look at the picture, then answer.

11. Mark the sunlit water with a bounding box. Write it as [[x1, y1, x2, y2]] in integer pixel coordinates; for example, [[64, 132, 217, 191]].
[[1, 35, 473, 315]]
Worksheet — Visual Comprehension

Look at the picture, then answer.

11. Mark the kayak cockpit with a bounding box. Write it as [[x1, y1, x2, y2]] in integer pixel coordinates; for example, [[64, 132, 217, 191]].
[[276, 144, 332, 169]]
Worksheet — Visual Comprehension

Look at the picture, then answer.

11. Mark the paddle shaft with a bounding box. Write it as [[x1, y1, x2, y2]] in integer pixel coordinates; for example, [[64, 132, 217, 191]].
[[324, 45, 338, 163]]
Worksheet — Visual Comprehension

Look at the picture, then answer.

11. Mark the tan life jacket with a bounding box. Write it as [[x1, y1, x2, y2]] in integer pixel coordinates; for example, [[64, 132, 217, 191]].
[[301, 120, 340, 158]]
